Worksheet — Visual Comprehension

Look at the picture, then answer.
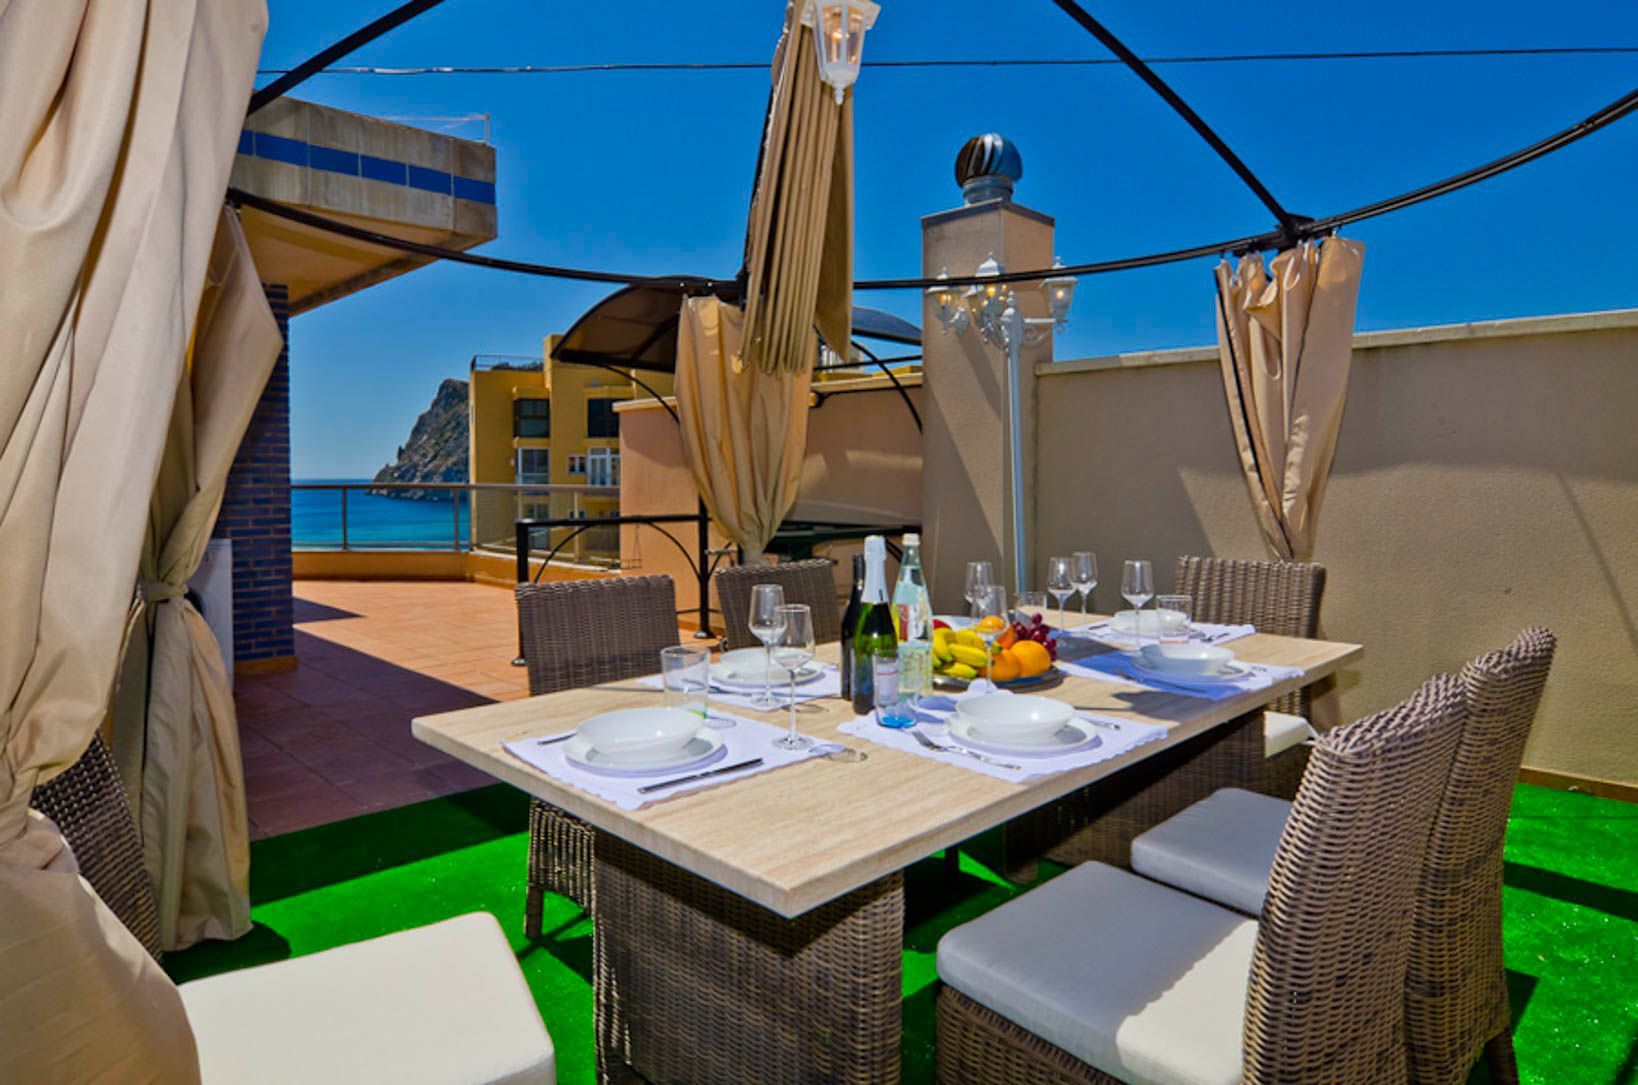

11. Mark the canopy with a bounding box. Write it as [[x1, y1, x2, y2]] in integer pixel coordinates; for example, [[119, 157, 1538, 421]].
[[552, 279, 917, 375]]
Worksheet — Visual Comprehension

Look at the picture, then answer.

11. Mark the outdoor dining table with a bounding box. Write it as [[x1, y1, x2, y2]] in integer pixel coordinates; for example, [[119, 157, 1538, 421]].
[[412, 613, 1361, 1084]]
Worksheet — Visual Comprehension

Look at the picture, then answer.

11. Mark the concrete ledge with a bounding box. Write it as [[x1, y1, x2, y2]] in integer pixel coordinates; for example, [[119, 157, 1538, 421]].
[[1040, 307, 1638, 378]]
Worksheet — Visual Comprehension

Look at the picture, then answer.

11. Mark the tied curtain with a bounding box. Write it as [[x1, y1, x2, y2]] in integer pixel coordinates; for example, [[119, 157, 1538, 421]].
[[677, 2, 855, 557], [1213, 237, 1366, 562], [111, 207, 282, 951], [0, 1, 268, 1081]]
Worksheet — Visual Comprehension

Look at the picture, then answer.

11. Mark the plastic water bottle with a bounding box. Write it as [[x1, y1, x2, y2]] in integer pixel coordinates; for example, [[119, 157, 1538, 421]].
[[892, 533, 934, 701]]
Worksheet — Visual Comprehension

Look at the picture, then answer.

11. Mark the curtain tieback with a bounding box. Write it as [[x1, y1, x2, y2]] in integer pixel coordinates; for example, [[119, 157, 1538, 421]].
[[140, 580, 187, 604]]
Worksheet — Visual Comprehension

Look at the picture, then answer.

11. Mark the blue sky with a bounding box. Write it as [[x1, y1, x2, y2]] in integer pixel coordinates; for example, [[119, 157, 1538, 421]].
[[263, 1, 1638, 477]]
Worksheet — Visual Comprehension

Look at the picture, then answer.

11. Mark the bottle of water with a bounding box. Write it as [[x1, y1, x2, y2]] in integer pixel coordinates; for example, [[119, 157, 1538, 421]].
[[892, 533, 934, 701]]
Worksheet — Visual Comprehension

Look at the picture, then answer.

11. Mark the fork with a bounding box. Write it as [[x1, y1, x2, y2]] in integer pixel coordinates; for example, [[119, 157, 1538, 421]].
[[910, 728, 1021, 771]]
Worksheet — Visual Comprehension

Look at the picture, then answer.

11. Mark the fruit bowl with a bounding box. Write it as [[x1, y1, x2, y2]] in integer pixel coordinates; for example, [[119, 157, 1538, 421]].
[[931, 615, 1058, 686]]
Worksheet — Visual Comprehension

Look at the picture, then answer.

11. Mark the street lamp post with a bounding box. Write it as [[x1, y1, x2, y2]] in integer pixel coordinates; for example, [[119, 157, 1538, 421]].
[[929, 255, 1076, 593]]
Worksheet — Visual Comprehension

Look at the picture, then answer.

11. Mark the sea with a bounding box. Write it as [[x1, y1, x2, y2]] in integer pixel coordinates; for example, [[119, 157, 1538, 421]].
[[292, 478, 470, 549]]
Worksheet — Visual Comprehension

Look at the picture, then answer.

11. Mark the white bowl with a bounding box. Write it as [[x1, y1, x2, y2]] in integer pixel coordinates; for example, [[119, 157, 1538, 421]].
[[1138, 642, 1235, 676], [955, 694, 1075, 746], [719, 647, 780, 682], [1112, 609, 1189, 636], [576, 708, 702, 765]]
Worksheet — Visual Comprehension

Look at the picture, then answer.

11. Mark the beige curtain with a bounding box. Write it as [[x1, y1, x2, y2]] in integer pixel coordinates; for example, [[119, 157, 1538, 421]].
[[1213, 237, 1365, 561], [740, 1, 855, 373], [111, 207, 281, 951], [0, 1, 268, 1081], [675, 297, 812, 559]]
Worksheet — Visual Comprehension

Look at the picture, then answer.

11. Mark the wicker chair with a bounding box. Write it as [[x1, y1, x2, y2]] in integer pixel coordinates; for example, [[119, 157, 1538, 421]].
[[1002, 555, 1326, 876], [713, 558, 842, 651], [1407, 627, 1556, 1085], [30, 734, 163, 960], [935, 672, 1466, 1085], [518, 575, 678, 934]]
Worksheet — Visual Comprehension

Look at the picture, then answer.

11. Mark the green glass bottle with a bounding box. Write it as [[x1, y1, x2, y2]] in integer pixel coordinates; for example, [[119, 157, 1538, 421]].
[[850, 535, 898, 716]]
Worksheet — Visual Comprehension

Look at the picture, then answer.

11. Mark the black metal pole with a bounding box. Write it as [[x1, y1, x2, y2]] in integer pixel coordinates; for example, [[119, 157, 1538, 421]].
[[513, 520, 530, 666], [695, 499, 713, 639]]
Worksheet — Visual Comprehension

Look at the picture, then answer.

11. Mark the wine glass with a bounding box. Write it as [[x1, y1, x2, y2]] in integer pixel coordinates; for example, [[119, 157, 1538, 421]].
[[1071, 551, 1098, 619], [770, 605, 815, 750], [1121, 560, 1155, 652], [747, 583, 787, 710], [973, 584, 1007, 690], [1015, 591, 1048, 627], [964, 561, 994, 619], [660, 645, 711, 723], [1046, 556, 1074, 631]]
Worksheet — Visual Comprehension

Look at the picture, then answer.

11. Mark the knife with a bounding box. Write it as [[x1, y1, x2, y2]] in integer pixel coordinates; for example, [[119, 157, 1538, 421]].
[[637, 757, 763, 794]]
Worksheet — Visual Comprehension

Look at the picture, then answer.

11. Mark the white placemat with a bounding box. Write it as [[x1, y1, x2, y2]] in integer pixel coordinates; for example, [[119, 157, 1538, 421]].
[[503, 711, 831, 809], [638, 662, 842, 712], [838, 690, 1166, 782], [1053, 638, 1302, 702], [1062, 620, 1255, 651]]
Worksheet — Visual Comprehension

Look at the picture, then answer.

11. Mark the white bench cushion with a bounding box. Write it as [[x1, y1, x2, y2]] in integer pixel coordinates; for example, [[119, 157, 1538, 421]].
[[180, 912, 555, 1085], [938, 862, 1254, 1085], [1131, 788, 1291, 916], [1263, 711, 1313, 759]]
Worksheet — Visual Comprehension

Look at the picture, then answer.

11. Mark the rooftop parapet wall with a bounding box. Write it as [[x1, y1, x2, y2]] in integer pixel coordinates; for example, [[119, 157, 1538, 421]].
[[1032, 308, 1638, 791]]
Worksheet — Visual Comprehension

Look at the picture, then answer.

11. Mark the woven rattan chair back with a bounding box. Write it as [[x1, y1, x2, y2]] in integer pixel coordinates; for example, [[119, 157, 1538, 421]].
[[1175, 555, 1325, 717], [1405, 627, 1556, 1085], [1243, 673, 1466, 1084], [29, 735, 162, 960], [516, 575, 680, 696], [714, 558, 842, 651]]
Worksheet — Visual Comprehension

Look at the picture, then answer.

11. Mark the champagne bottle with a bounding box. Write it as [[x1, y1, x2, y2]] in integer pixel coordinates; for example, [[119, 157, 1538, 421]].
[[839, 553, 865, 700], [850, 535, 897, 716]]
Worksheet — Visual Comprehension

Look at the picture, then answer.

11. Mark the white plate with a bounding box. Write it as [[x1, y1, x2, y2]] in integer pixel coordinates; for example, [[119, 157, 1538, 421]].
[[564, 728, 726, 776], [1129, 659, 1252, 687], [948, 714, 1101, 757], [1139, 642, 1236, 676], [577, 706, 703, 764], [711, 660, 825, 689]]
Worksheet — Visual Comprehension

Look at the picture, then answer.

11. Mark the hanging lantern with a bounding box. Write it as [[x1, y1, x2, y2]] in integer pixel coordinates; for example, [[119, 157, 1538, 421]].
[[1040, 258, 1077, 323], [802, 0, 880, 105]]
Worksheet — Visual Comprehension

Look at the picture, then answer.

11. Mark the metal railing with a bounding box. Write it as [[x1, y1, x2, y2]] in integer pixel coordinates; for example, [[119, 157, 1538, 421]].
[[291, 481, 621, 561]]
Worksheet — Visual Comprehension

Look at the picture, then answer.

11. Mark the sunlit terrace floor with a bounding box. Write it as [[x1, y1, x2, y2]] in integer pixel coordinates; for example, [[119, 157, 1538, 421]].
[[209, 580, 1638, 1084]]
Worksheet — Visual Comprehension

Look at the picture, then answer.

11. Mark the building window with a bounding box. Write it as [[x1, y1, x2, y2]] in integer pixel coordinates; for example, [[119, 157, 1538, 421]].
[[586, 398, 619, 439], [587, 447, 621, 487], [514, 398, 550, 439], [515, 448, 550, 486], [567, 454, 586, 475]]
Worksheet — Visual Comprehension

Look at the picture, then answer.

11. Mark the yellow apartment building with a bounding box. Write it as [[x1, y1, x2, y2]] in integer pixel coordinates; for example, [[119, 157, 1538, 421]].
[[468, 335, 673, 558]]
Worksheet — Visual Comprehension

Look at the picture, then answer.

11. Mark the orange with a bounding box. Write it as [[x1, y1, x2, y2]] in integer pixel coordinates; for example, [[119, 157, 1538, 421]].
[[996, 626, 1017, 650], [976, 615, 1007, 634], [1011, 640, 1051, 677], [989, 649, 1022, 683]]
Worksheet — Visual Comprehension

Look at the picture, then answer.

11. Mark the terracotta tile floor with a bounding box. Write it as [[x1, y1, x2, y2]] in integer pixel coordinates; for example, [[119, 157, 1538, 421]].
[[237, 580, 533, 838]]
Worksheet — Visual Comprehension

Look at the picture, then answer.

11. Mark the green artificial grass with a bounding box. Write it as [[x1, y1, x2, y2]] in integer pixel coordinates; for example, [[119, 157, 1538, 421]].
[[166, 783, 1638, 1084]]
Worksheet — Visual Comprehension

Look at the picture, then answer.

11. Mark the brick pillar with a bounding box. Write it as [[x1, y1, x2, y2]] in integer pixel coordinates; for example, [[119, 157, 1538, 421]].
[[219, 283, 295, 671]]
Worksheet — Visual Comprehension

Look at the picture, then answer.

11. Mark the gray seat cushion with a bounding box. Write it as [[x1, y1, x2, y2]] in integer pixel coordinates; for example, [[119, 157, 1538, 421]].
[[1131, 788, 1291, 916], [937, 862, 1255, 1085]]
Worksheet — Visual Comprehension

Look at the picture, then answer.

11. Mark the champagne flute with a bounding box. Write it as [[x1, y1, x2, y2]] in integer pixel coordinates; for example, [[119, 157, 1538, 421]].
[[1046, 556, 1074, 631], [1071, 551, 1099, 619], [1121, 560, 1154, 653], [973, 584, 1007, 690], [964, 561, 994, 620], [747, 583, 787, 710], [771, 605, 816, 750]]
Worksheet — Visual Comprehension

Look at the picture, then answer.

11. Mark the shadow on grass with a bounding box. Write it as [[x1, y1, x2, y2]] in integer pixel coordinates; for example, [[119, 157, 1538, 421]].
[[251, 784, 529, 904], [520, 914, 595, 987], [164, 923, 293, 984], [1504, 861, 1638, 924]]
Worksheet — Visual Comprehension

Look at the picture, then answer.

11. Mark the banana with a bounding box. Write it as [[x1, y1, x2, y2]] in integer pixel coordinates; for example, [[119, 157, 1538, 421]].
[[945, 662, 978, 680], [949, 644, 990, 669], [932, 630, 954, 662], [954, 629, 985, 649]]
